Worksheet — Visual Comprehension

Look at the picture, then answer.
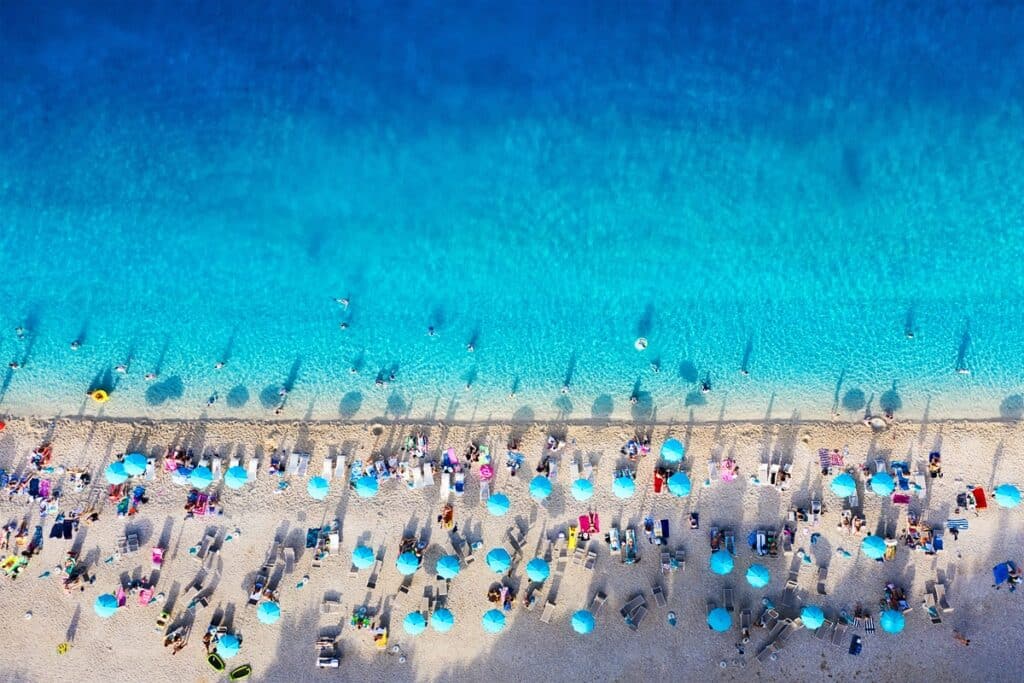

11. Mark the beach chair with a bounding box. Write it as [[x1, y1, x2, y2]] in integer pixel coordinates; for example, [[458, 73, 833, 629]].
[[817, 566, 828, 595], [810, 499, 822, 524], [479, 480, 489, 502], [874, 459, 886, 475], [547, 459, 559, 481], [708, 460, 718, 483], [674, 547, 686, 572], [572, 543, 586, 567], [286, 453, 300, 475], [454, 472, 465, 495], [723, 586, 734, 612], [229, 454, 241, 469], [758, 608, 780, 630], [740, 608, 752, 637], [283, 548, 295, 574], [440, 472, 451, 499], [321, 457, 333, 479], [661, 550, 671, 575], [934, 581, 952, 612], [609, 526, 621, 558], [621, 594, 646, 620], [144, 458, 156, 481], [831, 621, 848, 646], [211, 457, 222, 481], [627, 604, 647, 631], [245, 456, 258, 482], [585, 549, 597, 571], [366, 559, 381, 590], [758, 462, 769, 484], [652, 582, 667, 607], [333, 454, 346, 479], [814, 619, 833, 641], [297, 453, 309, 476], [589, 591, 607, 614], [420, 591, 432, 618], [540, 598, 556, 624]]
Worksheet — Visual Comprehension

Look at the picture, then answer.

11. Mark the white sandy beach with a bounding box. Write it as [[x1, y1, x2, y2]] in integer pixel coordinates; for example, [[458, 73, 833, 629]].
[[0, 415, 1022, 683]]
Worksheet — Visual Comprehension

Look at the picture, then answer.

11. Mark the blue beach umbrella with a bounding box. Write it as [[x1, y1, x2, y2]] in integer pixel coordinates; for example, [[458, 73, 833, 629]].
[[801, 605, 825, 630], [190, 466, 214, 490], [871, 472, 895, 496], [526, 557, 550, 582], [94, 593, 118, 618], [530, 476, 552, 500], [403, 611, 427, 636], [707, 607, 731, 632], [352, 545, 375, 569], [830, 472, 856, 498], [661, 438, 685, 463], [307, 476, 330, 500], [668, 472, 692, 497], [396, 551, 420, 576], [487, 493, 510, 516], [572, 610, 595, 634], [431, 608, 454, 633], [257, 601, 281, 624], [224, 466, 248, 490], [880, 609, 905, 634], [571, 479, 594, 501], [435, 554, 461, 580], [613, 476, 635, 499], [746, 564, 771, 589], [710, 549, 734, 575], [482, 609, 506, 633], [486, 548, 512, 574], [217, 634, 241, 658], [994, 484, 1021, 509], [354, 475, 378, 498], [861, 535, 886, 560], [123, 453, 147, 477], [104, 462, 128, 485]]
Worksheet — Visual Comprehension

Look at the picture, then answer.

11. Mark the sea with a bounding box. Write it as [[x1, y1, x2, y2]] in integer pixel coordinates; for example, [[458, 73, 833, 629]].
[[1, 1, 1023, 424]]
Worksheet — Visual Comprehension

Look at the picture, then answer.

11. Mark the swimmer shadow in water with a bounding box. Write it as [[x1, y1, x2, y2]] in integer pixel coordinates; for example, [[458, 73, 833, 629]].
[[955, 322, 971, 371], [842, 388, 866, 412], [226, 385, 249, 409], [636, 303, 654, 339], [679, 360, 698, 384], [339, 391, 362, 418], [562, 353, 577, 390], [591, 394, 614, 419], [999, 394, 1023, 420], [740, 336, 753, 374], [145, 376, 184, 406]]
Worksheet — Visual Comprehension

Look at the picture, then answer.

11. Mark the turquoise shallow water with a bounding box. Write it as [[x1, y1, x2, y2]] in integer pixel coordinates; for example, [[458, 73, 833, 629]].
[[1, 1, 1023, 422]]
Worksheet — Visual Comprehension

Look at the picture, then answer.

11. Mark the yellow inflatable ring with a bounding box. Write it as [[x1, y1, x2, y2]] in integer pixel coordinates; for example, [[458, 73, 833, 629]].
[[91, 389, 109, 403]]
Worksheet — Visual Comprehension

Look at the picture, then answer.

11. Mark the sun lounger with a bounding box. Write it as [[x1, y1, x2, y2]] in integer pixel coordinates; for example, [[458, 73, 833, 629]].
[[479, 480, 490, 502], [661, 550, 671, 575], [211, 457, 222, 480], [708, 460, 717, 483], [756, 645, 777, 664], [934, 581, 952, 612], [609, 526, 621, 557], [723, 586, 734, 612], [831, 621, 848, 646], [621, 594, 646, 619], [589, 591, 607, 614], [286, 453, 300, 475], [320, 457, 332, 479], [366, 559, 381, 589], [817, 566, 828, 595], [758, 462, 769, 484], [814, 619, 833, 640], [740, 608, 751, 633], [626, 605, 647, 631], [540, 598, 556, 624], [652, 583, 667, 607], [440, 472, 451, 498], [283, 548, 295, 574]]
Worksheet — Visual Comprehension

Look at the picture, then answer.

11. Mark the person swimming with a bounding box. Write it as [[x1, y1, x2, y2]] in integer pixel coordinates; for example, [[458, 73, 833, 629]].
[[561, 385, 569, 395], [70, 340, 81, 351], [349, 366, 359, 375], [144, 372, 158, 381], [14, 326, 25, 340], [115, 364, 127, 374], [214, 361, 225, 370], [339, 322, 349, 330], [466, 342, 474, 352], [650, 361, 660, 373], [8, 361, 19, 370], [334, 297, 349, 308], [428, 326, 436, 337], [206, 393, 218, 407], [701, 379, 711, 393]]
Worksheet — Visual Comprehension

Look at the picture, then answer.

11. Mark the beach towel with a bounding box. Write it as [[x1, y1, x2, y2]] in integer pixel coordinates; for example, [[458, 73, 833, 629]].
[[993, 562, 1011, 586], [63, 519, 75, 540], [28, 478, 40, 499], [49, 516, 65, 539], [891, 493, 911, 505], [818, 449, 830, 471], [971, 487, 988, 510], [39, 479, 52, 498]]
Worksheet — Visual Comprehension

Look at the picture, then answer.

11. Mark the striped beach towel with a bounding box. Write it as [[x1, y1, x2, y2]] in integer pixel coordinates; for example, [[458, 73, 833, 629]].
[[818, 449, 830, 471], [864, 616, 875, 634], [946, 519, 969, 530]]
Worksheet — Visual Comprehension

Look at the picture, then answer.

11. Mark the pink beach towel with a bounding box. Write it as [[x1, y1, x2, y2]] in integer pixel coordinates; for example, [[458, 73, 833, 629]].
[[39, 480, 51, 498], [116, 586, 127, 607]]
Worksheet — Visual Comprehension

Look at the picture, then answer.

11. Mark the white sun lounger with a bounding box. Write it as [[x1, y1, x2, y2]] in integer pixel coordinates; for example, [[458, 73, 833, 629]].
[[328, 532, 339, 554], [145, 458, 156, 481], [211, 457, 222, 480], [246, 456, 258, 481], [440, 472, 451, 498], [758, 463, 769, 484], [582, 462, 593, 480], [421, 462, 435, 487], [287, 453, 300, 475], [229, 454, 241, 469], [412, 465, 424, 488], [322, 457, 333, 478], [547, 459, 558, 482], [454, 472, 465, 496], [296, 453, 309, 476], [480, 481, 490, 502], [334, 454, 346, 479]]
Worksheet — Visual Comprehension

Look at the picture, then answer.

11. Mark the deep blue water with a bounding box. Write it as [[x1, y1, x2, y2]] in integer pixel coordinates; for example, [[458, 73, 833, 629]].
[[1, 1, 1023, 422]]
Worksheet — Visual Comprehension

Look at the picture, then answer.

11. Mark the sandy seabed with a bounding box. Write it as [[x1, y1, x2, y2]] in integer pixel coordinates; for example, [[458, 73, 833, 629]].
[[0, 414, 1022, 683]]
